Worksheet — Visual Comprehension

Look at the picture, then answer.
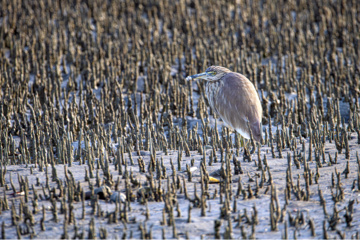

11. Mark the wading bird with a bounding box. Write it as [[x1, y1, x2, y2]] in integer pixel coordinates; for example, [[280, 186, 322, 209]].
[[187, 66, 263, 142]]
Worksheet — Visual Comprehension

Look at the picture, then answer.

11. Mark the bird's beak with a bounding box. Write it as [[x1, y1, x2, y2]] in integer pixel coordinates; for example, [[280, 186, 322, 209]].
[[188, 72, 207, 80]]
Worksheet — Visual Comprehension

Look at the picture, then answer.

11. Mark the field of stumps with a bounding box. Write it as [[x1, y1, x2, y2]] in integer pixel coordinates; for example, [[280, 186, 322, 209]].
[[1, 0, 360, 239]]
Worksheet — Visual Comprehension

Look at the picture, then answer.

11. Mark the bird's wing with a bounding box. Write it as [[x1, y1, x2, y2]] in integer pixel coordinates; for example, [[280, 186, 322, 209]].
[[213, 72, 263, 140]]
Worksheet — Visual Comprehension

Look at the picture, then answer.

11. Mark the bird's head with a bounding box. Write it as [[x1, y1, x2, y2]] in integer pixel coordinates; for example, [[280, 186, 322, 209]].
[[187, 66, 231, 82]]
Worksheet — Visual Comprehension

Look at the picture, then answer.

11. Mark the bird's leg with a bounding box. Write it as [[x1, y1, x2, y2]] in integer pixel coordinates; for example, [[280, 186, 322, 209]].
[[246, 122, 256, 154], [240, 136, 245, 148]]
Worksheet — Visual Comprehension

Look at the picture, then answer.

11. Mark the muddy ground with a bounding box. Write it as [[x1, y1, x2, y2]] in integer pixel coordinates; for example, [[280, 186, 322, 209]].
[[1, 0, 360, 239]]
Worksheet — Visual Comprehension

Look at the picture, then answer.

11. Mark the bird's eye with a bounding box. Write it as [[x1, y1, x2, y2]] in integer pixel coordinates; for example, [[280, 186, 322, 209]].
[[207, 71, 216, 76]]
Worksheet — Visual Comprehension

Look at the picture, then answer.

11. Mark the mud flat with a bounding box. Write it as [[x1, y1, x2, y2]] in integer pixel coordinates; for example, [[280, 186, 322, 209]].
[[1, 0, 360, 239]]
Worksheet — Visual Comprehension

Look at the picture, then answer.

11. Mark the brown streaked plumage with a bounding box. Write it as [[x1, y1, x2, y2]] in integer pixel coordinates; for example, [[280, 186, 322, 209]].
[[187, 66, 263, 142]]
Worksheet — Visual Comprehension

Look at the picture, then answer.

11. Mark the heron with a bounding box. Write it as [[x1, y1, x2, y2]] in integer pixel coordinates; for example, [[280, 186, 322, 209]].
[[187, 66, 263, 142]]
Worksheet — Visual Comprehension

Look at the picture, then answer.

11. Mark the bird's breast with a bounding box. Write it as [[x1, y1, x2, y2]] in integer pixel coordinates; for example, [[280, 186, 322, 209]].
[[205, 81, 221, 110]]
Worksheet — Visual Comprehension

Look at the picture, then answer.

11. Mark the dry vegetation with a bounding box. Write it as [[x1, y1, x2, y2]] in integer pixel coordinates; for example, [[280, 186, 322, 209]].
[[0, 0, 360, 239]]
